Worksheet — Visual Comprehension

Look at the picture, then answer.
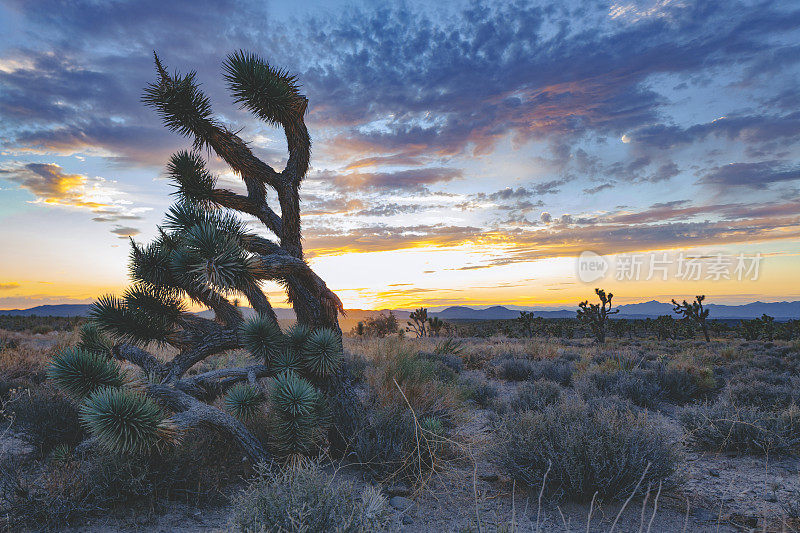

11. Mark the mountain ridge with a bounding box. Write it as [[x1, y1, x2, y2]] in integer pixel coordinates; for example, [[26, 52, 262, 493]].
[[2, 301, 800, 320]]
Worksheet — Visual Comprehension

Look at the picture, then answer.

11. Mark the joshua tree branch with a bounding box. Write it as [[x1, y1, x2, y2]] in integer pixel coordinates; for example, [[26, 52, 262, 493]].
[[165, 328, 240, 382], [210, 188, 283, 238], [176, 364, 272, 400], [147, 384, 270, 462], [113, 344, 166, 377]]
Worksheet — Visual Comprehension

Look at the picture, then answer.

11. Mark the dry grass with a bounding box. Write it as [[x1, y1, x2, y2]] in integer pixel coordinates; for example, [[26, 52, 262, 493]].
[[348, 336, 463, 419]]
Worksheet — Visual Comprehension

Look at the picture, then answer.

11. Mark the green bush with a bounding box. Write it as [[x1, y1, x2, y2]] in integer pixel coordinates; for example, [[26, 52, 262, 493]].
[[229, 462, 389, 532], [495, 396, 678, 502], [680, 402, 800, 454]]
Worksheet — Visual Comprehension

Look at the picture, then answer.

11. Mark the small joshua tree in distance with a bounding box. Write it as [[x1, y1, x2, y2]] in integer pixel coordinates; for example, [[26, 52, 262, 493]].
[[407, 307, 428, 338], [516, 311, 535, 338], [672, 295, 710, 342], [577, 288, 619, 343], [427, 316, 444, 337], [759, 314, 776, 341]]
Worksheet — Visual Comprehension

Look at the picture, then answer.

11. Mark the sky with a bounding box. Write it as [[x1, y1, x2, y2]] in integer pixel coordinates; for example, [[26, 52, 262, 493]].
[[0, 0, 799, 311]]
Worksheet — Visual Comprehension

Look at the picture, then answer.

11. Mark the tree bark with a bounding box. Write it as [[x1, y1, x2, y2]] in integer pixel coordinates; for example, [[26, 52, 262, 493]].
[[148, 384, 271, 463]]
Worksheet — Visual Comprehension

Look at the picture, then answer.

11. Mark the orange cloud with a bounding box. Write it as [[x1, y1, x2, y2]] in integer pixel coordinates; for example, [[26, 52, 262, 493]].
[[1, 162, 148, 236]]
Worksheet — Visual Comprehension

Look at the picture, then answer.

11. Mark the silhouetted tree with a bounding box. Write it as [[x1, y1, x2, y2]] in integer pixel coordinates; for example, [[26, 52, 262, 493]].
[[577, 288, 619, 343], [672, 295, 710, 342], [407, 308, 428, 337]]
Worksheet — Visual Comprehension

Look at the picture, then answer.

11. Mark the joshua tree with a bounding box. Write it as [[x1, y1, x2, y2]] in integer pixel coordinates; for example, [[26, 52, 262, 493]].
[[738, 318, 761, 340], [407, 308, 428, 338], [516, 311, 535, 337], [672, 295, 710, 342], [759, 314, 776, 341], [577, 288, 619, 343], [427, 316, 445, 336], [353, 321, 366, 336], [651, 315, 676, 341], [45, 51, 353, 463]]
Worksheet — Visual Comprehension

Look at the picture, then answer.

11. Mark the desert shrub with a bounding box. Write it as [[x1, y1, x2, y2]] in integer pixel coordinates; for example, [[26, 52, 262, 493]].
[[461, 350, 489, 370], [30, 324, 54, 335], [494, 358, 533, 381], [366, 344, 461, 421], [343, 352, 368, 384], [502, 379, 563, 413], [0, 336, 19, 352], [345, 402, 446, 483], [0, 380, 21, 401], [726, 377, 800, 408], [433, 338, 465, 356], [230, 462, 389, 533], [657, 363, 717, 404], [492, 355, 573, 384], [419, 351, 462, 378], [362, 312, 399, 337], [460, 377, 499, 408], [0, 342, 49, 383], [0, 427, 249, 529], [5, 387, 85, 455], [575, 368, 661, 408], [680, 402, 800, 454], [495, 396, 678, 502], [527, 358, 574, 385]]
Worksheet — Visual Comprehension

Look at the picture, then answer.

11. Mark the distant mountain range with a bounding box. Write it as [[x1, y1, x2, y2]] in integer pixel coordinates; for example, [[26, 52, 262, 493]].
[[3, 300, 800, 320]]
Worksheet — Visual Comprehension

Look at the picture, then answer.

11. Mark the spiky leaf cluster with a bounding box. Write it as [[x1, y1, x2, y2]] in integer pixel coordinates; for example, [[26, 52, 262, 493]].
[[142, 56, 217, 148], [167, 150, 216, 205], [272, 347, 303, 374], [224, 383, 265, 421], [223, 50, 304, 127], [91, 289, 183, 346], [302, 328, 342, 377], [240, 315, 284, 363], [79, 387, 177, 455], [286, 323, 311, 354], [270, 372, 322, 456], [76, 323, 113, 356], [129, 240, 175, 290], [128, 202, 262, 306], [173, 222, 258, 293], [163, 202, 250, 241], [47, 348, 127, 399]]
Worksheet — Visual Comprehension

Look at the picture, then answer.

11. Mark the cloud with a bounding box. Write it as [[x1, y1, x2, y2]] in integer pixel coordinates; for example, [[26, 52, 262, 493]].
[[327, 167, 462, 192], [701, 161, 800, 189], [0, 283, 21, 290], [0, 162, 146, 236], [583, 183, 614, 194], [623, 113, 800, 151], [2, 163, 110, 209], [110, 226, 141, 239]]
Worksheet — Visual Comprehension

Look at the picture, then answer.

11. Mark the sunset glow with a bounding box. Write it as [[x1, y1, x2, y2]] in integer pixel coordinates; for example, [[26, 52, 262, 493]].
[[1, 0, 799, 311]]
